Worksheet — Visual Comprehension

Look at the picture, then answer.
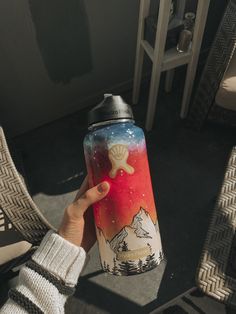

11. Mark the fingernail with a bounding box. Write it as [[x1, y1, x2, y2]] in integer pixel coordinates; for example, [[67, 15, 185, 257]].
[[97, 182, 109, 194]]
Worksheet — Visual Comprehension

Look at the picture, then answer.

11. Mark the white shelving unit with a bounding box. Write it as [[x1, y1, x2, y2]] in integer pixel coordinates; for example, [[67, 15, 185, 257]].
[[132, 0, 210, 131]]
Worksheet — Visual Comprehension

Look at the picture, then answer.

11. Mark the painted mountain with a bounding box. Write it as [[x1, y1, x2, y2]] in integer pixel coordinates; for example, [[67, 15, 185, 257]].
[[96, 207, 163, 275]]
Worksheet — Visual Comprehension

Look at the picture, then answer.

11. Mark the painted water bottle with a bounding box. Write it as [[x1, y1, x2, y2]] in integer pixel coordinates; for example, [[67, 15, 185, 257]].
[[83, 95, 163, 275]]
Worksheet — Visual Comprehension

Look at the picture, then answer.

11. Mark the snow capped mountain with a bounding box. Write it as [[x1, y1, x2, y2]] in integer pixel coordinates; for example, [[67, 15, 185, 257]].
[[110, 228, 128, 252], [109, 207, 152, 252], [101, 207, 161, 254], [131, 208, 153, 238], [96, 207, 163, 274]]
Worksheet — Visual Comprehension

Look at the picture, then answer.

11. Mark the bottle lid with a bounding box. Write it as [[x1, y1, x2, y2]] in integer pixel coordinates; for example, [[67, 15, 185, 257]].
[[88, 94, 134, 127]]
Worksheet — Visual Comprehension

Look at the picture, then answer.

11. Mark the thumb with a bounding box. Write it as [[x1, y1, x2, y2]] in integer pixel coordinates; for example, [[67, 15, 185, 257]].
[[67, 181, 110, 220]]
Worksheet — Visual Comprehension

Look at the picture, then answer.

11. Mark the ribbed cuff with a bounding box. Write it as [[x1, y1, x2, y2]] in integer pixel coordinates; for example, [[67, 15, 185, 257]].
[[32, 230, 86, 286]]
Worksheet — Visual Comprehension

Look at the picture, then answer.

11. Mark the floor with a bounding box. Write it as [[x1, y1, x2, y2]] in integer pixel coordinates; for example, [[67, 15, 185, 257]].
[[1, 73, 236, 313]]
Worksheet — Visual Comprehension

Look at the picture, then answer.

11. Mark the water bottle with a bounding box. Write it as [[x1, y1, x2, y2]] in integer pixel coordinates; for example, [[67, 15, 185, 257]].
[[83, 95, 163, 275], [177, 12, 195, 53]]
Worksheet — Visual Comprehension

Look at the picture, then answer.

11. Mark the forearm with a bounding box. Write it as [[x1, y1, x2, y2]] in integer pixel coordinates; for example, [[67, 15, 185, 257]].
[[0, 231, 86, 314]]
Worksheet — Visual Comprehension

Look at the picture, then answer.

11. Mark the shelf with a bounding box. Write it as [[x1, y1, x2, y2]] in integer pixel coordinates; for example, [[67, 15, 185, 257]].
[[162, 47, 192, 71], [133, 0, 210, 130], [141, 40, 192, 71]]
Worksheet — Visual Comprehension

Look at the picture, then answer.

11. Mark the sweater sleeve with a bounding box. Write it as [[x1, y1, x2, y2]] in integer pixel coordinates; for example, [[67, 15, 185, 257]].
[[0, 230, 86, 314]]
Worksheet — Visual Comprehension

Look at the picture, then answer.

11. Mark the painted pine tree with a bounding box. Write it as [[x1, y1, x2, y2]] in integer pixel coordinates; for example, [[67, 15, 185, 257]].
[[103, 261, 107, 272], [138, 259, 144, 273], [119, 260, 138, 276], [112, 258, 119, 275], [141, 243, 158, 271], [143, 253, 158, 271], [122, 241, 129, 251], [159, 250, 164, 261], [118, 240, 139, 275]]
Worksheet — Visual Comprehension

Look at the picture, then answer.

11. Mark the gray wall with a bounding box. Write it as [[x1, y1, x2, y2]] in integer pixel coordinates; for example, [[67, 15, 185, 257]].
[[0, 0, 139, 136], [0, 0, 228, 136]]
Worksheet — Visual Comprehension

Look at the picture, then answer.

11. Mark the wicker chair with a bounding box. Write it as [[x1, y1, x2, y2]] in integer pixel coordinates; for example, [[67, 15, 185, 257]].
[[187, 0, 236, 129], [196, 147, 236, 308], [0, 127, 52, 274]]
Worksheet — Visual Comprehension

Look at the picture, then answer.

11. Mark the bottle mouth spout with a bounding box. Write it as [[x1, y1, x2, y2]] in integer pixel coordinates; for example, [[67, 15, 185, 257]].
[[87, 94, 134, 128]]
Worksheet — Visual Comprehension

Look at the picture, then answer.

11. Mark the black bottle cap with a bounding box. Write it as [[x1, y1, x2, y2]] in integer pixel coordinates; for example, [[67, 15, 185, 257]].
[[88, 94, 134, 127]]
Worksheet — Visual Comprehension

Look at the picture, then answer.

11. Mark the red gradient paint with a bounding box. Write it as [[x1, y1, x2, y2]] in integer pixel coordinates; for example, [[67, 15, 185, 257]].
[[86, 145, 157, 240]]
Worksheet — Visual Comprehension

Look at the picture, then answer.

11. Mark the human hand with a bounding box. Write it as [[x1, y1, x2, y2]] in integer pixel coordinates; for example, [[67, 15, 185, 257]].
[[58, 177, 110, 252]]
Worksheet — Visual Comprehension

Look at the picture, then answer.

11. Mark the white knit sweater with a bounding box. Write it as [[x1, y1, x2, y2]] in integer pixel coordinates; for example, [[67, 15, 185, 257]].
[[0, 231, 86, 314]]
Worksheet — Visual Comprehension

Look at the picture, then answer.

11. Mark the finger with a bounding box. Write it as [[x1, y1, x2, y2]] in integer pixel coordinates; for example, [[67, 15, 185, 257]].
[[79, 181, 110, 211], [74, 176, 89, 201], [68, 181, 110, 219]]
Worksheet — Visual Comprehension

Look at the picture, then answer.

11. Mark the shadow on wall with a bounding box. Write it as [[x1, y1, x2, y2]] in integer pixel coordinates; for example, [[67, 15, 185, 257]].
[[29, 0, 92, 84]]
